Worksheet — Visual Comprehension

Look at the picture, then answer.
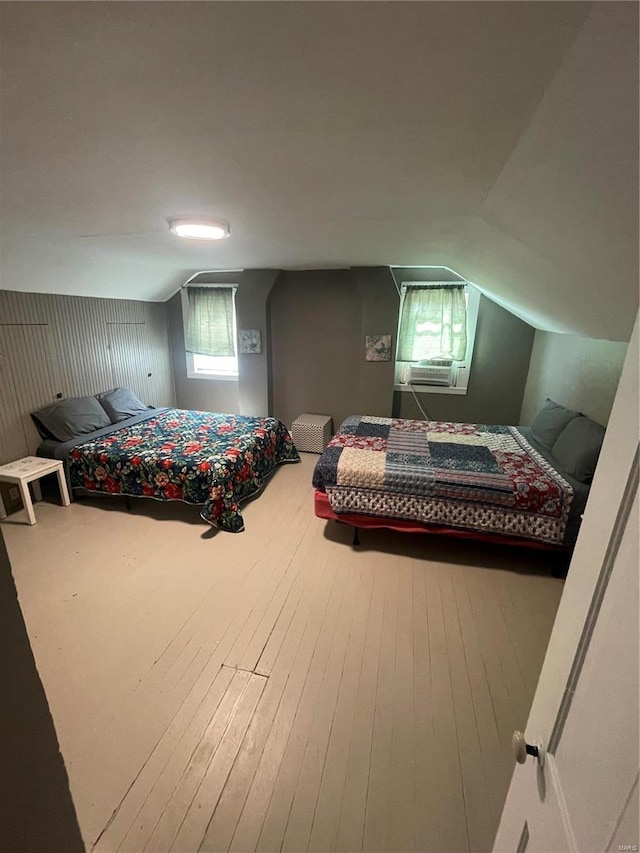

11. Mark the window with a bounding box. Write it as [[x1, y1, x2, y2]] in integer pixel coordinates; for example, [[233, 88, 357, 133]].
[[394, 280, 480, 395], [397, 284, 467, 362], [190, 352, 238, 378], [181, 285, 239, 380]]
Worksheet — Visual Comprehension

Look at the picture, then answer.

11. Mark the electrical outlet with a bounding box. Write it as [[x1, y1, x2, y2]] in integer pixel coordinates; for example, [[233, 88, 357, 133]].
[[9, 486, 19, 501]]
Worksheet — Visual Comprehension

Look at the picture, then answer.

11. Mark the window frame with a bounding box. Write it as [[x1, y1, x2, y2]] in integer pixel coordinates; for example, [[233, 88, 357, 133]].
[[180, 284, 239, 381], [394, 281, 480, 396]]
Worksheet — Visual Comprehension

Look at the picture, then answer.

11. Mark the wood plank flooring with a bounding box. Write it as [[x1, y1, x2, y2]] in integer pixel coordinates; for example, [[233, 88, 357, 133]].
[[3, 454, 566, 852]]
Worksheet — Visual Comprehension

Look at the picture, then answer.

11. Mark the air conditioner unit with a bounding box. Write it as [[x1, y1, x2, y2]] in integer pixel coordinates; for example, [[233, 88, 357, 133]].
[[408, 358, 457, 387]]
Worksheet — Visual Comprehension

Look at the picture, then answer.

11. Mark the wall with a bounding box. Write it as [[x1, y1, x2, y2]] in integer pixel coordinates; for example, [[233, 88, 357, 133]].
[[455, 3, 639, 340], [167, 269, 279, 417], [270, 268, 398, 430], [352, 267, 399, 417], [169, 266, 399, 427], [0, 527, 85, 852], [391, 267, 465, 287], [270, 271, 532, 430], [395, 295, 535, 424], [167, 291, 240, 415], [236, 270, 279, 417], [520, 331, 628, 426], [270, 269, 360, 430], [0, 290, 174, 464], [494, 314, 639, 853]]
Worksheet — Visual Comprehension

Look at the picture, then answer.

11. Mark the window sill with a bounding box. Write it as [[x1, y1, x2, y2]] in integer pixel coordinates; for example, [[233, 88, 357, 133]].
[[187, 372, 239, 382], [394, 383, 468, 396]]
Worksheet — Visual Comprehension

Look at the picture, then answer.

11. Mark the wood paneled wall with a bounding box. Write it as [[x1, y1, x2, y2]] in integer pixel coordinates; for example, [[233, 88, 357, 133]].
[[0, 290, 175, 463]]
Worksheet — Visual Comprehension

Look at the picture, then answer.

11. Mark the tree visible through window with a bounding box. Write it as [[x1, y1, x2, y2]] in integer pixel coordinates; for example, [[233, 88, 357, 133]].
[[397, 284, 467, 362]]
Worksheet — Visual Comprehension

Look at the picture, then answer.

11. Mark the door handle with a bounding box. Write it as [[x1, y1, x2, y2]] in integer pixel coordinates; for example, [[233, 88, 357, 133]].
[[512, 731, 545, 767]]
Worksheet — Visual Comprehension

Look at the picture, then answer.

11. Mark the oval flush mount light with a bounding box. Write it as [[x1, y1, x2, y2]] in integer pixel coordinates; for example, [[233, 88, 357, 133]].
[[168, 217, 230, 240]]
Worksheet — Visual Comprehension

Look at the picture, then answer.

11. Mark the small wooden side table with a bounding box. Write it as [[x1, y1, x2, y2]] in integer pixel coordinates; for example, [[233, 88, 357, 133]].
[[0, 456, 71, 525]]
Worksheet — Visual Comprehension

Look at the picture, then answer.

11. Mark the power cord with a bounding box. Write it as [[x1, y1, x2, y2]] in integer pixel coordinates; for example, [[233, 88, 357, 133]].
[[409, 383, 431, 421]]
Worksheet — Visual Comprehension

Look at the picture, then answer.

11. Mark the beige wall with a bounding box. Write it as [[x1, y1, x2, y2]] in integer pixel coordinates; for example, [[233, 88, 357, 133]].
[[395, 295, 535, 425], [520, 331, 628, 427], [0, 290, 174, 464]]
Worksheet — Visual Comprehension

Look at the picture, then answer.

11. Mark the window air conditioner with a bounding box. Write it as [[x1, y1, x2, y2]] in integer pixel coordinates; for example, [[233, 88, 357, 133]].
[[408, 358, 457, 387]]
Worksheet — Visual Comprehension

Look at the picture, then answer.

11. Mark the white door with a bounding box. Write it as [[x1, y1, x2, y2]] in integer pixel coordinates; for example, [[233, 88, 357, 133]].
[[494, 317, 639, 853]]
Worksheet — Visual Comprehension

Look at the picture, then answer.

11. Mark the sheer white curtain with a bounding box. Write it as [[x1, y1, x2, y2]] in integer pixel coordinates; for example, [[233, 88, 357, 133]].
[[185, 287, 236, 356], [397, 285, 467, 362]]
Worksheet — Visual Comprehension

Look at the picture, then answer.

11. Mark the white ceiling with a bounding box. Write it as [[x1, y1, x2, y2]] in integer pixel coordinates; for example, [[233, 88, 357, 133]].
[[0, 2, 637, 339]]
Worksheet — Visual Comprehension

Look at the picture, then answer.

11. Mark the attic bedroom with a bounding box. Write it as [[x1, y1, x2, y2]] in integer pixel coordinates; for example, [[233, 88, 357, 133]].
[[1, 3, 638, 853]]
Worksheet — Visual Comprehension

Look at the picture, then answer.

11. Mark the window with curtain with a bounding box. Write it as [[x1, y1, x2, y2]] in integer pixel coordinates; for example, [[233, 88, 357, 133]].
[[186, 287, 236, 356], [397, 284, 468, 362], [183, 286, 238, 378]]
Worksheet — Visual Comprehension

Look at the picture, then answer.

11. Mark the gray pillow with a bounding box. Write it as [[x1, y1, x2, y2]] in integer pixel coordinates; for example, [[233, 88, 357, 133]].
[[530, 398, 579, 449], [97, 388, 149, 423], [552, 415, 606, 483], [31, 396, 111, 442]]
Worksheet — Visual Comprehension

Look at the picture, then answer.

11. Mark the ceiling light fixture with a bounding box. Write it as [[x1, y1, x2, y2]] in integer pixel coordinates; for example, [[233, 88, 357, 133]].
[[168, 217, 230, 241]]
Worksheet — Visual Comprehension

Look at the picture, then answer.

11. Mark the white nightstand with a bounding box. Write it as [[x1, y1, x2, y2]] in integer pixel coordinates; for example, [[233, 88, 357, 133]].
[[0, 456, 71, 525]]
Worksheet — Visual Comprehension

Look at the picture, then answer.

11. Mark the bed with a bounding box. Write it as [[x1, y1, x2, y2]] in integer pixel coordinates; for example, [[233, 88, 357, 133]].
[[34, 392, 299, 532], [312, 406, 601, 549]]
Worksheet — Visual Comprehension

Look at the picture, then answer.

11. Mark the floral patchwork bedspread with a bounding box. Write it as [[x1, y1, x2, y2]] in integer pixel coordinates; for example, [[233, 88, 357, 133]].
[[68, 409, 299, 532], [312, 416, 574, 545]]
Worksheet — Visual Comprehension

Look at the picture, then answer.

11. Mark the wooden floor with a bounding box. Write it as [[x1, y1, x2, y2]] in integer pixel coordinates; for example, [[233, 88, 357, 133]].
[[3, 454, 565, 853]]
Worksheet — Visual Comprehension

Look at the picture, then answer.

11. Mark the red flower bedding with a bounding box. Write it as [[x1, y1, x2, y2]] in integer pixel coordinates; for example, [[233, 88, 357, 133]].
[[67, 408, 299, 531]]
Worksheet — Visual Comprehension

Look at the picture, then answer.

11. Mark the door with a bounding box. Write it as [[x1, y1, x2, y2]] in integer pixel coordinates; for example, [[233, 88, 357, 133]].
[[494, 318, 639, 852]]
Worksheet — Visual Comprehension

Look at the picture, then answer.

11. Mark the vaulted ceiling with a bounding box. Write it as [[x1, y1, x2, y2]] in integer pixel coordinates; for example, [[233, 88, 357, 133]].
[[0, 2, 637, 339]]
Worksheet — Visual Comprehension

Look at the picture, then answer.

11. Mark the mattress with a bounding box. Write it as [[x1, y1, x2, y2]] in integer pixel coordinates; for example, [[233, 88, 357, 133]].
[[38, 408, 300, 532], [313, 415, 585, 547]]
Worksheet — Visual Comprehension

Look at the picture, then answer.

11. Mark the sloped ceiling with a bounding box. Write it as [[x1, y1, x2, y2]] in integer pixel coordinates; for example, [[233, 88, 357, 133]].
[[455, 2, 639, 340], [0, 2, 637, 339]]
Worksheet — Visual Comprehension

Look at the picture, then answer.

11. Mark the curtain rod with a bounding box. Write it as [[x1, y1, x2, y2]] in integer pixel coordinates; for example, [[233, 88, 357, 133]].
[[167, 269, 244, 299], [182, 282, 238, 289], [401, 281, 467, 288]]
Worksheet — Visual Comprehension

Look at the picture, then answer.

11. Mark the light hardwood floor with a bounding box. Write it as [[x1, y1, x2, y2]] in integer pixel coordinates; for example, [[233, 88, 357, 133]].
[[3, 454, 565, 853]]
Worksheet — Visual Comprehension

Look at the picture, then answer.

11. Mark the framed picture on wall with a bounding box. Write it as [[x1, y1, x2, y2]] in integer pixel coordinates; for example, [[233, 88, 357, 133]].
[[239, 329, 262, 354], [365, 334, 392, 361]]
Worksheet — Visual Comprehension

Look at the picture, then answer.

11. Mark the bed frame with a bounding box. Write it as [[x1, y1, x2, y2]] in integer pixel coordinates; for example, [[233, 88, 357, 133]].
[[314, 489, 568, 552]]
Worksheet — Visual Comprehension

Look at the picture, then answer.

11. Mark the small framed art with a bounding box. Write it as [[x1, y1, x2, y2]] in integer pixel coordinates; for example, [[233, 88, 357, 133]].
[[365, 334, 392, 362], [238, 329, 262, 354]]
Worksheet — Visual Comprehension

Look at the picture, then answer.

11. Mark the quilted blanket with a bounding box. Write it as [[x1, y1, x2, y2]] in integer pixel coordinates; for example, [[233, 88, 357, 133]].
[[68, 408, 299, 532], [312, 416, 574, 545]]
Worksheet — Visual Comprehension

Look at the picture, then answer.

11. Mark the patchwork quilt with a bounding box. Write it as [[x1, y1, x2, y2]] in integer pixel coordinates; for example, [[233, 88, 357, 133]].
[[312, 416, 574, 545], [68, 409, 299, 532]]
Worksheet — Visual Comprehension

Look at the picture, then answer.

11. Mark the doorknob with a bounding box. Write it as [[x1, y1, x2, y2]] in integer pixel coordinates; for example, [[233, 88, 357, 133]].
[[512, 731, 545, 767]]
